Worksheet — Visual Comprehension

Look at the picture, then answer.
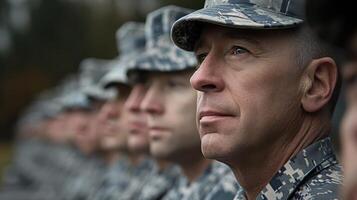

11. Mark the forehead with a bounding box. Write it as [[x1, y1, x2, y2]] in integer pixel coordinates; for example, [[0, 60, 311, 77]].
[[195, 24, 296, 50]]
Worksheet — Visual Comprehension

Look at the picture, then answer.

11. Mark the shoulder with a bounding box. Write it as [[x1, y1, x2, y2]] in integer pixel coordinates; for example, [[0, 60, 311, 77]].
[[292, 164, 343, 200]]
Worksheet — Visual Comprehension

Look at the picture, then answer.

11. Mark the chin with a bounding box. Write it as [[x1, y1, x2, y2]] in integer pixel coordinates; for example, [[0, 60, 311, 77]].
[[150, 145, 172, 160], [201, 134, 233, 161], [129, 140, 149, 153]]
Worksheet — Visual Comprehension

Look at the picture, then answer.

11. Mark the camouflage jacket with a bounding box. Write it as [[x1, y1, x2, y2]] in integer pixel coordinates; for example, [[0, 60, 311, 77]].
[[107, 158, 157, 200], [137, 165, 181, 200], [162, 161, 240, 200], [88, 158, 132, 200], [234, 137, 343, 200]]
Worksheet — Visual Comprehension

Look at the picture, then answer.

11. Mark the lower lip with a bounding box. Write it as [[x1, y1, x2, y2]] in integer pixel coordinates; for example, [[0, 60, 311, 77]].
[[199, 115, 233, 123], [149, 128, 168, 139]]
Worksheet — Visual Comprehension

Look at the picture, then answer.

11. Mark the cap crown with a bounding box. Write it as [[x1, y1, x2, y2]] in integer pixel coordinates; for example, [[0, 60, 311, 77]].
[[204, 0, 304, 19], [146, 5, 194, 49], [116, 22, 146, 57]]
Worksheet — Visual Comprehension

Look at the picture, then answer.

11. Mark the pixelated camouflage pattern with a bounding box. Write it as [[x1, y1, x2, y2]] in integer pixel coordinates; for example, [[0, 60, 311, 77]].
[[128, 5, 197, 73], [171, 0, 305, 51], [233, 137, 343, 200], [98, 158, 157, 200], [100, 22, 146, 89], [137, 165, 181, 200], [116, 22, 146, 58], [87, 158, 132, 200], [79, 58, 117, 101], [162, 161, 240, 200], [100, 56, 132, 89], [1, 138, 92, 200], [62, 154, 105, 200]]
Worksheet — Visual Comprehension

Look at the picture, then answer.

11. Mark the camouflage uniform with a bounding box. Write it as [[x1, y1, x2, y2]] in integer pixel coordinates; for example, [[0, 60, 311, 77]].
[[111, 158, 157, 200], [87, 22, 148, 200], [137, 165, 181, 200], [233, 138, 342, 200], [88, 158, 132, 200], [162, 161, 239, 200], [62, 154, 104, 200]]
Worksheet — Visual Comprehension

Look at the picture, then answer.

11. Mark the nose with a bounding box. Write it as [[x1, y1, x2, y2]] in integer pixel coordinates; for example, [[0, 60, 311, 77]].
[[190, 54, 224, 93], [124, 84, 146, 113], [141, 86, 164, 115]]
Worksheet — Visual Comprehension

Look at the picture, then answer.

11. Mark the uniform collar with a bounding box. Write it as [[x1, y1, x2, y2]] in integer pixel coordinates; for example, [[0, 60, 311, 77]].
[[235, 137, 338, 200]]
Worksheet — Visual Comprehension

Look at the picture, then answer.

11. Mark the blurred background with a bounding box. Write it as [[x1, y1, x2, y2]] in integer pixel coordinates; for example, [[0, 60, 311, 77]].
[[0, 0, 203, 178]]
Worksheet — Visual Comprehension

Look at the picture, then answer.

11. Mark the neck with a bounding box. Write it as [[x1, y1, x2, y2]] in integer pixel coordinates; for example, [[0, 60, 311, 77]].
[[101, 151, 121, 165], [156, 159, 171, 172], [230, 114, 331, 200], [177, 152, 212, 183], [128, 152, 145, 166]]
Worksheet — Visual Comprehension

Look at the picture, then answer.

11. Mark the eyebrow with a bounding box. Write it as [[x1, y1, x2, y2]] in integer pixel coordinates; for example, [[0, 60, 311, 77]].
[[193, 28, 263, 53]]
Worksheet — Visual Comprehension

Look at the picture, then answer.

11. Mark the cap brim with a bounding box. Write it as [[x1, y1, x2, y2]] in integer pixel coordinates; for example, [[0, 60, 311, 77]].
[[171, 3, 303, 51], [128, 45, 197, 73], [100, 59, 129, 89]]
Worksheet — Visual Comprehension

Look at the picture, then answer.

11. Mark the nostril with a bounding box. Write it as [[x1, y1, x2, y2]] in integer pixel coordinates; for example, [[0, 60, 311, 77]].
[[201, 84, 217, 91]]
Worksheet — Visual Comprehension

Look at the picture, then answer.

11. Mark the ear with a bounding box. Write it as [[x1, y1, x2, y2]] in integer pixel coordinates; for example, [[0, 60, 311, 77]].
[[301, 57, 338, 113]]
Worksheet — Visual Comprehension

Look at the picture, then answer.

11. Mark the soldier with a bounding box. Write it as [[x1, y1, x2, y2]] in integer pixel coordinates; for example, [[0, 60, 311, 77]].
[[87, 22, 150, 200], [61, 59, 114, 200], [1, 76, 93, 200], [171, 0, 343, 199], [114, 21, 171, 200], [130, 5, 239, 200], [306, 0, 357, 199]]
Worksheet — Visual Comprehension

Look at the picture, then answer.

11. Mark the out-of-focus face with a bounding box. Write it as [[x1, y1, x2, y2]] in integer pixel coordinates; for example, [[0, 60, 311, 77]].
[[340, 37, 357, 199], [97, 84, 131, 151], [51, 112, 76, 143], [46, 114, 69, 143], [191, 25, 304, 162], [124, 81, 150, 153], [69, 109, 97, 155], [141, 70, 200, 160]]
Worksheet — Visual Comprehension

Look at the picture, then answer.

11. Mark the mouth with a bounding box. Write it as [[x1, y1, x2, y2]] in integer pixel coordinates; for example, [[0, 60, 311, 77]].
[[148, 126, 169, 140], [199, 110, 234, 123], [128, 121, 147, 135]]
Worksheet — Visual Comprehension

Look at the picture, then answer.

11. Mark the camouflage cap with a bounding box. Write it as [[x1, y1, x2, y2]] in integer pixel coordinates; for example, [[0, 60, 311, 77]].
[[128, 5, 197, 73], [99, 58, 128, 89], [59, 91, 91, 111], [116, 22, 146, 57], [55, 75, 91, 110], [171, 0, 305, 51], [100, 22, 146, 88], [79, 58, 117, 101]]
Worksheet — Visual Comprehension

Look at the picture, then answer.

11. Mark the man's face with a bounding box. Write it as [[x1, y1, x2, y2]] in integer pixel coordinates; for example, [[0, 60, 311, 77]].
[[97, 85, 131, 151], [124, 82, 150, 153], [69, 110, 98, 154], [141, 70, 200, 160], [191, 25, 304, 161]]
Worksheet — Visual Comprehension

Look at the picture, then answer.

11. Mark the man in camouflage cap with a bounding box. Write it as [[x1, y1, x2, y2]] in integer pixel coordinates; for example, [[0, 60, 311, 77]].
[[87, 22, 150, 200], [128, 5, 240, 200], [171, 0, 343, 199], [306, 0, 357, 199]]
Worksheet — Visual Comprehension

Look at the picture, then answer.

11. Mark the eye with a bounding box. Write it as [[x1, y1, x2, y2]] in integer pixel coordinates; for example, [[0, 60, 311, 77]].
[[231, 46, 249, 56], [166, 79, 186, 89], [196, 53, 208, 66]]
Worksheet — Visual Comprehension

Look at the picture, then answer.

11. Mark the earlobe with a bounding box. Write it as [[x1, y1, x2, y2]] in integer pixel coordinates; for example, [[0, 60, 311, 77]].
[[301, 57, 338, 113]]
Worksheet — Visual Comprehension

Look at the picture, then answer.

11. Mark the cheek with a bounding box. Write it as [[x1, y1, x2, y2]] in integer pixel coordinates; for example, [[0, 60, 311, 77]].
[[170, 98, 197, 130]]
